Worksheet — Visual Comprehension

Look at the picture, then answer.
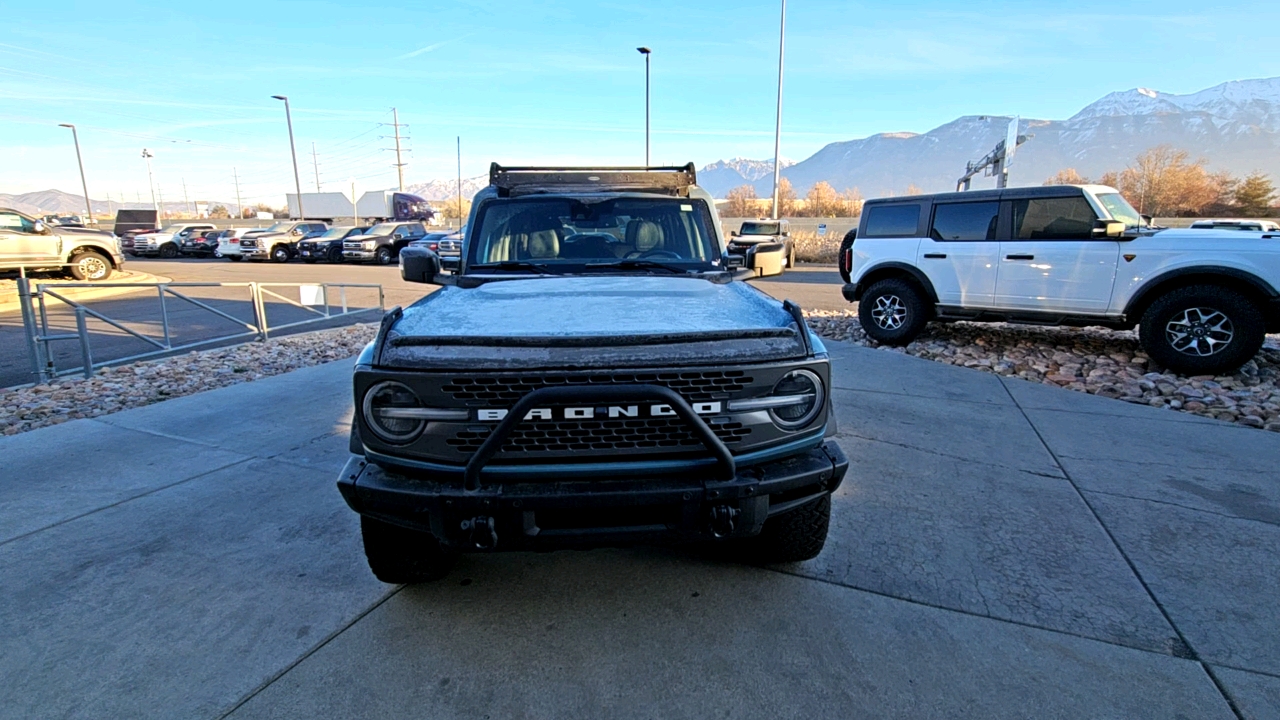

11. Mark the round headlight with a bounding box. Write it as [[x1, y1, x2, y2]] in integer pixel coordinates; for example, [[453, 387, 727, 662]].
[[362, 381, 425, 443], [768, 369, 824, 430]]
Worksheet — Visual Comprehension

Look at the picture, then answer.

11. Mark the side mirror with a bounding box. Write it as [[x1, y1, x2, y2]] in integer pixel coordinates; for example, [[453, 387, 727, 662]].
[[1093, 220, 1126, 238], [724, 253, 745, 269], [392, 232, 404, 240], [441, 256, 461, 273], [1141, 214, 1154, 228], [400, 245, 441, 284], [730, 230, 739, 237]]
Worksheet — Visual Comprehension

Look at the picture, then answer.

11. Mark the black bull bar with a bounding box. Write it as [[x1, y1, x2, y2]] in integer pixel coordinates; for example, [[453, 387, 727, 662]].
[[462, 384, 737, 491]]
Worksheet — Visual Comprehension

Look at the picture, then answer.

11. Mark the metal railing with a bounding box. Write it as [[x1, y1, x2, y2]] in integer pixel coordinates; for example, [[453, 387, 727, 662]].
[[16, 278, 384, 382]]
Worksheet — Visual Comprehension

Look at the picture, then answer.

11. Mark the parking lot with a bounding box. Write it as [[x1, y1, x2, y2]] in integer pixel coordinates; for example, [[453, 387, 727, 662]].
[[2, 337, 1278, 718]]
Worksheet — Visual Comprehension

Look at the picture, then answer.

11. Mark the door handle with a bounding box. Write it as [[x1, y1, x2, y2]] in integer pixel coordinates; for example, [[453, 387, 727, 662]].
[[922, 253, 947, 259], [1005, 254, 1035, 260]]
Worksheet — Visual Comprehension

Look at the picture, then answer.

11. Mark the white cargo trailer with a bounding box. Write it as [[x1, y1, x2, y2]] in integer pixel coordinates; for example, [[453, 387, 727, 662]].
[[287, 192, 358, 220]]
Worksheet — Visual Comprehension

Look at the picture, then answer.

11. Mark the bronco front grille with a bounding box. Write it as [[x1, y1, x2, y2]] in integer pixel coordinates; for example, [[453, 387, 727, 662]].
[[446, 417, 751, 455], [441, 371, 754, 405]]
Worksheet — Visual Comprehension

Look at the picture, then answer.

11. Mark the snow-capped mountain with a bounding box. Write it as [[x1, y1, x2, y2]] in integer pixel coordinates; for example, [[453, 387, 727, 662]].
[[706, 76, 1280, 198], [698, 158, 794, 197], [405, 176, 488, 201]]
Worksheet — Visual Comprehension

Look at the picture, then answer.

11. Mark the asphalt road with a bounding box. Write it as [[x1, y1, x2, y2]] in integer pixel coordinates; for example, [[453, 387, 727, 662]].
[[1, 257, 847, 388]]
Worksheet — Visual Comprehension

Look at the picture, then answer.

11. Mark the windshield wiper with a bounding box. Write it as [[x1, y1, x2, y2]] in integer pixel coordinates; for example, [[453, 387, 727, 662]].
[[584, 259, 698, 275], [470, 260, 563, 274]]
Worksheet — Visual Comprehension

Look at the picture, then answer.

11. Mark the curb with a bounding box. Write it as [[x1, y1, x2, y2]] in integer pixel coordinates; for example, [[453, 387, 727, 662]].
[[0, 271, 173, 314]]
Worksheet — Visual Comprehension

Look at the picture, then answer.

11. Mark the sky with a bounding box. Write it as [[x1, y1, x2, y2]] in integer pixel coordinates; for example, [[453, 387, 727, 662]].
[[3, 0, 1280, 207]]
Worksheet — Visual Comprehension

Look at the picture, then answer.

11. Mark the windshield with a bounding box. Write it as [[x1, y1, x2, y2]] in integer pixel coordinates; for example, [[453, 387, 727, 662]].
[[467, 197, 718, 269], [740, 221, 780, 235], [1096, 193, 1142, 228], [318, 227, 354, 239], [263, 222, 293, 232], [365, 223, 398, 236]]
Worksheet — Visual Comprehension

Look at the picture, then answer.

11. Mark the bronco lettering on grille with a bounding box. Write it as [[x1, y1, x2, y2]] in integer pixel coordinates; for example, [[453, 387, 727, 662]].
[[476, 402, 723, 422]]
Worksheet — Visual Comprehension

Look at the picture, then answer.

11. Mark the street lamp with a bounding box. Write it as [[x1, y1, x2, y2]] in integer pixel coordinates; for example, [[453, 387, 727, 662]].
[[271, 95, 305, 220], [637, 47, 651, 165], [770, 0, 787, 221], [58, 124, 94, 225], [141, 149, 159, 226]]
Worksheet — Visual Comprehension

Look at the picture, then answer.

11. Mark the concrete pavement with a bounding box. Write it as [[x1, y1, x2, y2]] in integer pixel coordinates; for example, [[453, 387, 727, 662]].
[[2, 342, 1278, 718]]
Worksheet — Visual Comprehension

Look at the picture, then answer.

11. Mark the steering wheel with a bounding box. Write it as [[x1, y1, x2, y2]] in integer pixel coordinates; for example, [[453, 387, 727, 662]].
[[627, 249, 681, 260]]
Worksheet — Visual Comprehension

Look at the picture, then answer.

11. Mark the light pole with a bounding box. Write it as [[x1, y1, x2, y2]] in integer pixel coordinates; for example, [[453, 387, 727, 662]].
[[770, 0, 787, 221], [141, 149, 159, 227], [637, 47, 651, 165], [271, 95, 305, 220], [58, 124, 94, 225]]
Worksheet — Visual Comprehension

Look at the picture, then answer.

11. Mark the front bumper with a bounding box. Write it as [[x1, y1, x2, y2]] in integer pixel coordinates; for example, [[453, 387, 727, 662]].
[[337, 440, 848, 551], [343, 249, 377, 261], [240, 246, 270, 259]]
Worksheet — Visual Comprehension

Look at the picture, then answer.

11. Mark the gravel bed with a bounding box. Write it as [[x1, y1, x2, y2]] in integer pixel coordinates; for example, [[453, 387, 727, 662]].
[[806, 310, 1280, 432], [1, 323, 377, 436]]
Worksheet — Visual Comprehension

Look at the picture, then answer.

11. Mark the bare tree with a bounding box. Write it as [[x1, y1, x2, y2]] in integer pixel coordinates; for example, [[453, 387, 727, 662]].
[[776, 177, 798, 218], [725, 185, 758, 217], [1113, 146, 1220, 216], [1044, 168, 1089, 185], [840, 187, 863, 217], [803, 181, 841, 217]]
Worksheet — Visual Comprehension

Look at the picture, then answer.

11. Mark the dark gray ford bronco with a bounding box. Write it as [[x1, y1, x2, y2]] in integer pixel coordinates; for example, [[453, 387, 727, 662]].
[[338, 164, 848, 583]]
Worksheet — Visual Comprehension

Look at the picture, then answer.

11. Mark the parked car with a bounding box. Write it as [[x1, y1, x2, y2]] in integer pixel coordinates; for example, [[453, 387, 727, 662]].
[[180, 230, 222, 258], [298, 226, 366, 264], [239, 221, 328, 262], [1188, 219, 1280, 232], [727, 219, 793, 276], [0, 208, 124, 281], [214, 228, 259, 261], [839, 184, 1280, 375], [131, 223, 217, 258], [406, 227, 463, 259], [340, 162, 847, 583], [342, 221, 427, 264]]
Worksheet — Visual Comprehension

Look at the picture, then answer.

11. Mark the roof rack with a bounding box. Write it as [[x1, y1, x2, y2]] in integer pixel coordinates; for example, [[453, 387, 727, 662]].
[[489, 163, 697, 197]]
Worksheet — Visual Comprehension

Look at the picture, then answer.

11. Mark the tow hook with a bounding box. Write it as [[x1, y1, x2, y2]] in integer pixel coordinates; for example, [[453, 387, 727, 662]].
[[708, 505, 740, 539], [460, 516, 498, 549]]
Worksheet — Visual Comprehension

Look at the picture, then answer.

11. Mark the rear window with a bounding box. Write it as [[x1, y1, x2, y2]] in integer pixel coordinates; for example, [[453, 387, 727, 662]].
[[863, 204, 921, 237], [1011, 196, 1098, 240], [930, 202, 998, 241]]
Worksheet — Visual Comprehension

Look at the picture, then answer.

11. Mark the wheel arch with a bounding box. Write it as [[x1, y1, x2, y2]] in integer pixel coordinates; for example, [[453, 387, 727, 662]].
[[67, 245, 119, 268], [1123, 267, 1278, 324], [852, 262, 939, 304]]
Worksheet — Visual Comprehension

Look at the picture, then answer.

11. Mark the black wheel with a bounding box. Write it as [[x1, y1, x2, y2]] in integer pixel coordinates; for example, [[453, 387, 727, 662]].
[[227, 255, 243, 262], [837, 229, 857, 284], [360, 516, 458, 584], [158, 243, 178, 259], [858, 277, 930, 345], [270, 245, 290, 263], [68, 251, 112, 281], [734, 495, 831, 564], [1139, 285, 1266, 375], [784, 242, 796, 269], [328, 246, 344, 264], [375, 246, 393, 265]]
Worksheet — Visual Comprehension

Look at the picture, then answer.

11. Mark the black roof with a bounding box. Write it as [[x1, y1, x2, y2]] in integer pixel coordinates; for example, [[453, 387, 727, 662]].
[[489, 163, 697, 197], [864, 185, 1092, 206]]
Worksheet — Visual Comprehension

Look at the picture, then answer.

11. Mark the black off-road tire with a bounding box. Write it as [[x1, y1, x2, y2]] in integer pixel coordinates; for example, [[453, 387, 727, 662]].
[[270, 245, 290, 263], [375, 246, 394, 265], [158, 243, 179, 259], [67, 251, 112, 281], [837, 229, 857, 283], [1139, 285, 1266, 375], [736, 495, 831, 564], [858, 277, 930, 345], [360, 516, 459, 584]]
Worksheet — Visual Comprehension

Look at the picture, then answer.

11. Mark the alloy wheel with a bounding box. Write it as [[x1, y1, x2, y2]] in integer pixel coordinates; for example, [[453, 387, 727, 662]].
[[871, 294, 907, 330], [78, 255, 108, 280], [1166, 307, 1234, 356]]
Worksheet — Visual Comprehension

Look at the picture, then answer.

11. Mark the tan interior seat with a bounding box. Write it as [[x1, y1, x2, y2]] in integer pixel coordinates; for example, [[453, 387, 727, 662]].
[[625, 219, 664, 256]]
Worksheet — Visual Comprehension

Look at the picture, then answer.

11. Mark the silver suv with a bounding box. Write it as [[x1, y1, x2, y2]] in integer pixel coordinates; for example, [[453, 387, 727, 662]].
[[0, 208, 124, 281]]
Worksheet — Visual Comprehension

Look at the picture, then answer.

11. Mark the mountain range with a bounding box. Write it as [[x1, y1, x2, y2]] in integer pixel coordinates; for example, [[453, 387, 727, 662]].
[[698, 76, 1280, 198]]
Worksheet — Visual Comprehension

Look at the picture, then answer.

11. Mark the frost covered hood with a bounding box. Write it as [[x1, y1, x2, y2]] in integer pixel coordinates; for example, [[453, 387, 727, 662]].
[[378, 276, 818, 370]]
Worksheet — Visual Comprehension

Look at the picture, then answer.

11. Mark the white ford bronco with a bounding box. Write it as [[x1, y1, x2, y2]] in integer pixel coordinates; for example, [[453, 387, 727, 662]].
[[838, 184, 1280, 375]]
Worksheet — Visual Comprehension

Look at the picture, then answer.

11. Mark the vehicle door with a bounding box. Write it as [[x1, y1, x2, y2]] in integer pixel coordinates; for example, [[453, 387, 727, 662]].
[[0, 212, 60, 262], [995, 195, 1120, 313], [917, 200, 1001, 308]]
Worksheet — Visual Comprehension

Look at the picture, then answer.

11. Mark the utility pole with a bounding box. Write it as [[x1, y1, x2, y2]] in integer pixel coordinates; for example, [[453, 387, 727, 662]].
[[391, 108, 406, 191], [58, 124, 93, 224], [457, 136, 463, 229], [233, 167, 243, 219], [637, 47, 651, 165], [157, 186, 165, 220], [351, 178, 358, 226], [182, 177, 191, 217], [311, 142, 321, 192], [770, 0, 787, 221], [142, 149, 159, 226], [271, 95, 305, 219]]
